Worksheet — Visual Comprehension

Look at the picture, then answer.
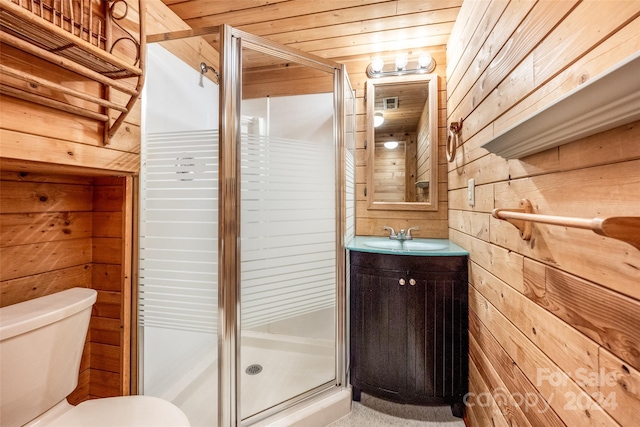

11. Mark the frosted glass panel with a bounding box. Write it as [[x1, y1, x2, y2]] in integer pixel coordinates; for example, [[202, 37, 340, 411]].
[[140, 131, 218, 334], [240, 56, 336, 419], [241, 132, 335, 327], [140, 43, 218, 427]]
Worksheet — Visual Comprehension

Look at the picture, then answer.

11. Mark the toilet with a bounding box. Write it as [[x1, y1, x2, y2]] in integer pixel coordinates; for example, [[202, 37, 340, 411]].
[[0, 288, 190, 427]]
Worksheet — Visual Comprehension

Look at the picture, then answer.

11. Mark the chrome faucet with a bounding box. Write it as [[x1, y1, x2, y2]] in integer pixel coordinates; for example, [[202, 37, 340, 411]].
[[383, 226, 419, 240], [406, 227, 419, 239], [383, 226, 397, 239]]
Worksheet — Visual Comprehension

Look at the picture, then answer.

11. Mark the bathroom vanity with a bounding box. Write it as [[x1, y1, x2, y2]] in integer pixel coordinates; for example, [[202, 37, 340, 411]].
[[346, 237, 469, 417]]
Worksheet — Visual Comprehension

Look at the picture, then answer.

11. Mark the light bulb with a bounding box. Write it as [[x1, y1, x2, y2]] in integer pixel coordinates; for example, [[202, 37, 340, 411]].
[[374, 111, 384, 127], [395, 54, 408, 71], [418, 53, 433, 69], [384, 141, 399, 150], [371, 57, 384, 73]]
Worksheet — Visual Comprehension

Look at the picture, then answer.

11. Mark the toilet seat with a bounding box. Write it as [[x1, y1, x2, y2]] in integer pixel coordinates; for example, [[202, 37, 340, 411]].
[[28, 396, 190, 427]]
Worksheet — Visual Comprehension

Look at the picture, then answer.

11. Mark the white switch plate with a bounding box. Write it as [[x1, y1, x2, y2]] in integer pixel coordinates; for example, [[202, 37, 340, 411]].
[[468, 178, 475, 206]]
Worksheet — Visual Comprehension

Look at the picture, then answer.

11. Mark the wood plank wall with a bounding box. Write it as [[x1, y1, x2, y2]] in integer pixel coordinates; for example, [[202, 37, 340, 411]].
[[90, 176, 132, 398], [373, 139, 407, 203], [0, 172, 129, 402], [446, 2, 640, 426], [0, 171, 94, 404], [0, 0, 144, 403], [345, 52, 449, 237]]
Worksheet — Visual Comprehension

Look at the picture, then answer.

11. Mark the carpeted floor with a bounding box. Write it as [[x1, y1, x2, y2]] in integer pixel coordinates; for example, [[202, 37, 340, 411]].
[[328, 394, 466, 427]]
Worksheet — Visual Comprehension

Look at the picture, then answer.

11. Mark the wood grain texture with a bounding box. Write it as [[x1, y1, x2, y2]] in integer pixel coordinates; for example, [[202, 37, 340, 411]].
[[119, 176, 133, 395], [450, 1, 579, 139], [534, 267, 640, 371], [90, 316, 122, 347], [446, 0, 513, 104], [447, 0, 536, 108], [470, 287, 618, 427], [93, 185, 124, 212], [92, 212, 123, 238], [93, 238, 123, 265], [599, 347, 640, 427], [92, 264, 123, 292], [0, 181, 92, 214], [450, 229, 524, 292], [448, 2, 640, 424], [470, 261, 600, 394], [89, 369, 121, 398], [467, 357, 510, 427], [0, 174, 129, 401], [467, 327, 535, 427], [0, 264, 91, 307], [0, 211, 92, 247], [0, 170, 93, 184], [90, 342, 122, 373], [495, 17, 640, 137], [0, 238, 93, 281], [491, 158, 640, 300]]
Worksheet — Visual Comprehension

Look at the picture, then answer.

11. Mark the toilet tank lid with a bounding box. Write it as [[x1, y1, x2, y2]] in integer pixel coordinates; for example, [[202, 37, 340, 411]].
[[0, 288, 97, 341]]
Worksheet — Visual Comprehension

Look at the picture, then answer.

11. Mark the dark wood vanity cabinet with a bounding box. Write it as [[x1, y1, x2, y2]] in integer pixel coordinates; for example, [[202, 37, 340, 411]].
[[349, 251, 468, 417]]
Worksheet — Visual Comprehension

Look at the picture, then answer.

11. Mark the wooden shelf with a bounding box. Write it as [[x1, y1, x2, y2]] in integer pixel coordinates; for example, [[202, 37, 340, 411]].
[[482, 52, 640, 159], [0, 0, 146, 143]]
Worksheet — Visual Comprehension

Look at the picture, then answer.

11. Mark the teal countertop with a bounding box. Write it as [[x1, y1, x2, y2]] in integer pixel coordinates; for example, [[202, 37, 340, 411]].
[[346, 236, 469, 257]]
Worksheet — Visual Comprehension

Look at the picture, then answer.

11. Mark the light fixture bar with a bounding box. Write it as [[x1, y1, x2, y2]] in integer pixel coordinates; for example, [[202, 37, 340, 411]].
[[367, 53, 436, 78]]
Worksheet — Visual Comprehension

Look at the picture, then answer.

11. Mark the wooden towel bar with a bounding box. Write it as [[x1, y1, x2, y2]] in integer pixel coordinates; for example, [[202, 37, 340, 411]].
[[492, 199, 640, 250]]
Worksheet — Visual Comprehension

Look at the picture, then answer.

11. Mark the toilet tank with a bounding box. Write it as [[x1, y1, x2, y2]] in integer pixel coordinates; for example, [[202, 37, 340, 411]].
[[0, 288, 97, 427]]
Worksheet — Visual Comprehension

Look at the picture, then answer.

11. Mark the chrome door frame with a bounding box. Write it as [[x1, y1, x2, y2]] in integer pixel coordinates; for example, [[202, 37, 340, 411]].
[[220, 25, 349, 426]]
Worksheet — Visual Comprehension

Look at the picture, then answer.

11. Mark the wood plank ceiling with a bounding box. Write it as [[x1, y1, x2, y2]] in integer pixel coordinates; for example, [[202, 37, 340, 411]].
[[159, 0, 462, 70]]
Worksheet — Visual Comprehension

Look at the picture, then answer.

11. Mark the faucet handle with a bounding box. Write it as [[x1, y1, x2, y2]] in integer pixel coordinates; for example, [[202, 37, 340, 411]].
[[406, 227, 420, 238], [383, 226, 397, 238]]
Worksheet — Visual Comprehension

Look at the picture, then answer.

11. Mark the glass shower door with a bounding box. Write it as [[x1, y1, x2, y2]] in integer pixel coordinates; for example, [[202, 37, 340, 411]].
[[238, 43, 339, 421], [139, 42, 219, 426]]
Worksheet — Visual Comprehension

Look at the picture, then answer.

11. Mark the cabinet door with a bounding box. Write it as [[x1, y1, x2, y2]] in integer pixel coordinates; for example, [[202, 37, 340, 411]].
[[406, 269, 467, 401], [351, 265, 408, 399]]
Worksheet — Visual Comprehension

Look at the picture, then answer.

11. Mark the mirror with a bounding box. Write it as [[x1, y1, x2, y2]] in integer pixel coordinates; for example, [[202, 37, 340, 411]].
[[366, 74, 438, 211]]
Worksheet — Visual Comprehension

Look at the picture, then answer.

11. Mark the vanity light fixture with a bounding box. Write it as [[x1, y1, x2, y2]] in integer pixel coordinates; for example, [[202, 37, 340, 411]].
[[367, 53, 436, 78], [383, 141, 399, 150], [374, 111, 384, 127]]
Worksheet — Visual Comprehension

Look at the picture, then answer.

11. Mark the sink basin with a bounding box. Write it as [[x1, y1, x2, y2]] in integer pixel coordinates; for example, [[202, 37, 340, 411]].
[[363, 240, 448, 251]]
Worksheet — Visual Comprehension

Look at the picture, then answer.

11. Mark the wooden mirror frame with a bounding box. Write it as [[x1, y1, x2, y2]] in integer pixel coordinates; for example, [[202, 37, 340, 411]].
[[366, 74, 438, 211]]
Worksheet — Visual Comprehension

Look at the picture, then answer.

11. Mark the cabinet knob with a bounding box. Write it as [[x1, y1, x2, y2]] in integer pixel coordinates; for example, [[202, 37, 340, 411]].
[[399, 278, 406, 286], [409, 278, 416, 286]]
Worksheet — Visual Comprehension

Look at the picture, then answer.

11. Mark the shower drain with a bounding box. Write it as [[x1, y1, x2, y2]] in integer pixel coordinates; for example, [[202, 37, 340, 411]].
[[245, 364, 263, 375]]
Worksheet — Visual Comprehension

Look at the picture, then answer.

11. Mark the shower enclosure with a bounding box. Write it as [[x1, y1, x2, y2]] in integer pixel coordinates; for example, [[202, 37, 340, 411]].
[[140, 25, 355, 426]]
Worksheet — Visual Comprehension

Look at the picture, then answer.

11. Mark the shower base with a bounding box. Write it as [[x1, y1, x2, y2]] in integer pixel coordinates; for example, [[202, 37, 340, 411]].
[[169, 331, 335, 426]]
